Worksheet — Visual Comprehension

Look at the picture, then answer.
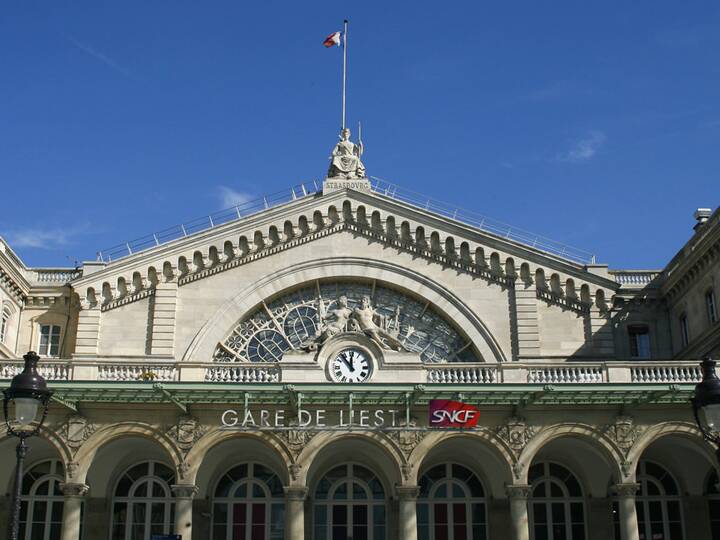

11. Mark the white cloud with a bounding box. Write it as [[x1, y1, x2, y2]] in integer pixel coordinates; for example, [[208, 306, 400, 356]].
[[556, 131, 606, 163], [2, 227, 80, 249], [218, 186, 254, 209]]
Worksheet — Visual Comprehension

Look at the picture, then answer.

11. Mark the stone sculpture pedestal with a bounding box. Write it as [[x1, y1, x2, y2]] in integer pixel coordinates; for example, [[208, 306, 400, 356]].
[[323, 177, 371, 194]]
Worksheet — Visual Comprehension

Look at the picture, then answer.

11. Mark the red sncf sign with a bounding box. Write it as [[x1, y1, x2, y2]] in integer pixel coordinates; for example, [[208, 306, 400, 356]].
[[429, 399, 480, 428]]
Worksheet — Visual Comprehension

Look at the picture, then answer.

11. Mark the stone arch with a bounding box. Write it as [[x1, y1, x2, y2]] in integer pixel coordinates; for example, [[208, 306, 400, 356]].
[[71, 422, 183, 484], [516, 423, 624, 485], [182, 257, 509, 363], [183, 428, 294, 488], [296, 431, 404, 489], [625, 421, 715, 482], [408, 431, 514, 497]]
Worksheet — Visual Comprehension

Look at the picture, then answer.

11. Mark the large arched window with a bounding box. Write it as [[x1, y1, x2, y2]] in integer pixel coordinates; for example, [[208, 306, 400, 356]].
[[707, 470, 720, 540], [528, 462, 586, 540], [212, 463, 285, 540], [313, 463, 387, 540], [417, 463, 488, 540], [111, 461, 176, 540], [635, 460, 684, 540], [18, 459, 64, 540]]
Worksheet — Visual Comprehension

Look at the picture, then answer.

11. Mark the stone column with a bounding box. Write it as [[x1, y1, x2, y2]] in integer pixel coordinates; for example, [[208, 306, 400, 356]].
[[396, 485, 419, 540], [506, 484, 531, 540], [171, 484, 198, 539], [612, 483, 640, 540], [515, 281, 541, 358], [284, 486, 308, 540], [59, 482, 89, 540]]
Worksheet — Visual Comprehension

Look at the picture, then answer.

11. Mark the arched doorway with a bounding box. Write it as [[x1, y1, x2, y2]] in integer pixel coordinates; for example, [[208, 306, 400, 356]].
[[18, 459, 65, 540], [528, 462, 586, 540], [211, 462, 285, 540], [313, 463, 387, 540], [110, 460, 176, 540], [417, 462, 488, 540], [635, 460, 684, 540]]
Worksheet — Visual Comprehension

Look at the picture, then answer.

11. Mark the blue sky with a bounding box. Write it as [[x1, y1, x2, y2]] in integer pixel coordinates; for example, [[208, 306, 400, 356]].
[[1, 1, 718, 269]]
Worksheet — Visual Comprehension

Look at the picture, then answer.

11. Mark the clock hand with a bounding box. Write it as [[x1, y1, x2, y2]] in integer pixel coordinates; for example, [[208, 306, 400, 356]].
[[341, 355, 354, 372]]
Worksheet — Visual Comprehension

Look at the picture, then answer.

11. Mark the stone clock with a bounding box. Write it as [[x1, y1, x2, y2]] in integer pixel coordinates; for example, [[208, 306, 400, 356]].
[[329, 348, 372, 383]]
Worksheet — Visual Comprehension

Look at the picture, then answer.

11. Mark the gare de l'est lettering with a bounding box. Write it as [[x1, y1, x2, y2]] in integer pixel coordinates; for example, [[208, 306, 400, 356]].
[[1, 82, 720, 540]]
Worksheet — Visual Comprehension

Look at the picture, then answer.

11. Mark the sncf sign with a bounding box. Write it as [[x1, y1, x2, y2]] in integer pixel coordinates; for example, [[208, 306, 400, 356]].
[[429, 400, 480, 428]]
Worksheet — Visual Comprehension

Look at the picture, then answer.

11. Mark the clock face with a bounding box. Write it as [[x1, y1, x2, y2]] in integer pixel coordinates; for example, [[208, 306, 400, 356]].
[[330, 348, 372, 383]]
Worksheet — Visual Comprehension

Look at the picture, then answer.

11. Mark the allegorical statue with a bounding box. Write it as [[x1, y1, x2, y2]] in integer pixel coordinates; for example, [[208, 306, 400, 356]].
[[317, 295, 353, 342], [328, 128, 366, 179], [350, 295, 405, 351]]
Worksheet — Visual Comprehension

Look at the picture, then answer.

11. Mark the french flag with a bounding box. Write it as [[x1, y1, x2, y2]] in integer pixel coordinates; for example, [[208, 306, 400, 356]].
[[323, 31, 341, 48]]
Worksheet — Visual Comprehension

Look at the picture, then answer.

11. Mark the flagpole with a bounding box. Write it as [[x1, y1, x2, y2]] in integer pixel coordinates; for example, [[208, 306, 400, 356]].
[[342, 19, 348, 130]]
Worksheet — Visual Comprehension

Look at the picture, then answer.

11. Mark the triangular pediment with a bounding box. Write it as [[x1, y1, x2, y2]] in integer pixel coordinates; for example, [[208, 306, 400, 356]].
[[72, 186, 618, 311]]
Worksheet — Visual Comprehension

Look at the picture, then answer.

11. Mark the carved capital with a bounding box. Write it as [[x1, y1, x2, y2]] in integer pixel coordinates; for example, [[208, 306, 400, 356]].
[[611, 483, 640, 498], [395, 485, 420, 500], [505, 484, 532, 500], [171, 484, 199, 499], [60, 482, 89, 497], [284, 486, 308, 501]]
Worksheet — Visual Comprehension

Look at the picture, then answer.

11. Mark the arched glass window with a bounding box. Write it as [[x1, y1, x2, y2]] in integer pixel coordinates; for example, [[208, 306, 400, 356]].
[[635, 460, 684, 540], [528, 462, 586, 540], [18, 459, 64, 540], [212, 463, 285, 540], [706, 470, 720, 540], [111, 461, 176, 540], [1, 306, 11, 344], [313, 463, 386, 540], [417, 463, 488, 540]]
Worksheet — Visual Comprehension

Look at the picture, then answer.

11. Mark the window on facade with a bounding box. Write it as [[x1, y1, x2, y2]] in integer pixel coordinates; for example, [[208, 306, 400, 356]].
[[417, 463, 488, 540], [707, 470, 720, 540], [528, 462, 585, 540], [313, 463, 386, 540], [707, 289, 718, 325], [212, 463, 285, 540], [18, 459, 65, 540], [111, 461, 176, 540], [679, 315, 689, 348], [0, 306, 10, 344], [628, 325, 651, 358], [635, 460, 684, 540], [38, 325, 61, 356]]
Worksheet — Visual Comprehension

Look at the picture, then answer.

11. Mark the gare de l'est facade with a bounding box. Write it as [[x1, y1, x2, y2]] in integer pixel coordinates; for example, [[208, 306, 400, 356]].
[[1, 165, 719, 540]]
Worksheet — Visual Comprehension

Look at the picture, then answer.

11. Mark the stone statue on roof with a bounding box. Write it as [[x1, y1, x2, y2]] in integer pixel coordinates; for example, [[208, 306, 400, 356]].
[[328, 128, 366, 179]]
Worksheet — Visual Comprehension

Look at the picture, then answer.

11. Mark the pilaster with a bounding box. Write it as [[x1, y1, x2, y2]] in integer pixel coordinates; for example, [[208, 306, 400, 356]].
[[590, 306, 615, 356], [74, 301, 101, 356], [150, 275, 178, 356], [515, 282, 540, 358]]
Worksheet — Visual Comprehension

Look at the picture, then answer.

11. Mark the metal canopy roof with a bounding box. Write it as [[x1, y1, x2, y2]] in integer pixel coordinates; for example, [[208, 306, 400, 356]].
[[47, 381, 694, 411]]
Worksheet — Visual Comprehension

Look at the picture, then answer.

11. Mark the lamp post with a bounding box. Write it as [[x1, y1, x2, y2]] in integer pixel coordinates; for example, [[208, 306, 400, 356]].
[[2, 351, 53, 540], [692, 358, 720, 462]]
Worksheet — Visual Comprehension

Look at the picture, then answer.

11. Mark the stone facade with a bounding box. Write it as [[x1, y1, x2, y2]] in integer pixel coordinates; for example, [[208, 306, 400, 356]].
[[0, 183, 718, 540]]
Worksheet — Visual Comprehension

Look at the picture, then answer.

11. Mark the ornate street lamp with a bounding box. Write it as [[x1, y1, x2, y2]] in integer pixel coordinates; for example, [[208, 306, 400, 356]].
[[2, 351, 53, 540], [692, 358, 720, 461]]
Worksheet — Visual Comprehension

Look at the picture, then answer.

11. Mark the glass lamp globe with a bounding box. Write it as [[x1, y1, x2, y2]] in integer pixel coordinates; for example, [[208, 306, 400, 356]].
[[13, 397, 40, 426], [702, 403, 720, 432]]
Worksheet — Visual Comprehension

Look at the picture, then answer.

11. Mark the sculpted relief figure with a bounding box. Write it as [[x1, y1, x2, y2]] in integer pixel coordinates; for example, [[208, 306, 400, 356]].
[[328, 128, 366, 179], [318, 295, 353, 341], [303, 294, 407, 351], [350, 295, 405, 351]]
